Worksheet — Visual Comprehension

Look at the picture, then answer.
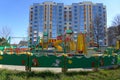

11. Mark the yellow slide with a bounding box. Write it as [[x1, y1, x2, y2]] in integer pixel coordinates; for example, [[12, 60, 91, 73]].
[[77, 33, 87, 54], [70, 41, 76, 51], [53, 40, 63, 51], [77, 33, 83, 51]]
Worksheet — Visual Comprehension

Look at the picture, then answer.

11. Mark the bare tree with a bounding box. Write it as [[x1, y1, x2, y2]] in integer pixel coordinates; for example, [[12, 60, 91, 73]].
[[112, 14, 120, 36], [107, 14, 120, 47], [112, 14, 120, 26], [107, 26, 117, 46], [93, 15, 102, 48], [0, 26, 11, 39]]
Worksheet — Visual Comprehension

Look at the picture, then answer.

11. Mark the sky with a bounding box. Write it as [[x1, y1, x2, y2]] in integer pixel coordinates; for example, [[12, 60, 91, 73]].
[[0, 0, 120, 38]]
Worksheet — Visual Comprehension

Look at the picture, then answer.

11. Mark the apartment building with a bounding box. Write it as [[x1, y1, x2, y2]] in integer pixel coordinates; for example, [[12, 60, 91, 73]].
[[29, 1, 107, 46]]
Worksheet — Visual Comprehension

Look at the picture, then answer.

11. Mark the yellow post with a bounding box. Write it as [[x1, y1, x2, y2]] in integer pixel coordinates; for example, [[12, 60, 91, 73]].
[[116, 40, 120, 49], [83, 33, 87, 55]]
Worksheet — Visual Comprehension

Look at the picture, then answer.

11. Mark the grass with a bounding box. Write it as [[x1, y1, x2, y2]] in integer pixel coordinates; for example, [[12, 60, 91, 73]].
[[0, 68, 120, 80]]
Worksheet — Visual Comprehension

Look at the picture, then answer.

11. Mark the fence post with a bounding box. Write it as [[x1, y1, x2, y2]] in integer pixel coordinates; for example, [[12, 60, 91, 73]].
[[62, 55, 68, 73], [93, 56, 99, 71], [25, 54, 31, 72]]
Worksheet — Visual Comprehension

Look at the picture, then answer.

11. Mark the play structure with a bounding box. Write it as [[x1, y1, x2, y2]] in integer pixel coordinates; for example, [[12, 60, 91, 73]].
[[0, 30, 120, 72]]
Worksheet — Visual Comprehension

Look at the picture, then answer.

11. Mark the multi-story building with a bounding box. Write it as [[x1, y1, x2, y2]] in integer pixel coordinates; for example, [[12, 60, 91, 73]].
[[29, 1, 107, 46]]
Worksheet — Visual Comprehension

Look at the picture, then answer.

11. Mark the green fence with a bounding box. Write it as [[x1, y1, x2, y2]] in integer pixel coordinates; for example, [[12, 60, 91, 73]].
[[29, 55, 63, 67], [0, 54, 27, 66], [0, 54, 119, 70]]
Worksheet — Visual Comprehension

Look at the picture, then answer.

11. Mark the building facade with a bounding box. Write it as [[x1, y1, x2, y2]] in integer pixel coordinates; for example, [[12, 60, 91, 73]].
[[29, 1, 107, 46]]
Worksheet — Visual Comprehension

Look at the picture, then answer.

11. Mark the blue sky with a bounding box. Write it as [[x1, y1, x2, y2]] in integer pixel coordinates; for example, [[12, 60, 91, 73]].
[[0, 0, 120, 37]]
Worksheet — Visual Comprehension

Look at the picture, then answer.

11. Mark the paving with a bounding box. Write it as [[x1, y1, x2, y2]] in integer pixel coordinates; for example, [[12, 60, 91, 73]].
[[0, 65, 92, 73]]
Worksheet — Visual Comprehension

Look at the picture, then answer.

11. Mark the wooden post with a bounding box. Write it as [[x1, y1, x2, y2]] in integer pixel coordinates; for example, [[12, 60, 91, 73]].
[[25, 54, 31, 72], [62, 56, 68, 73]]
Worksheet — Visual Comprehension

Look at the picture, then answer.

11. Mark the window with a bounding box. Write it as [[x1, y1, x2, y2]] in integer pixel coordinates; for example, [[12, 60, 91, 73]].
[[74, 13, 77, 15], [74, 35, 77, 37], [34, 13, 37, 16], [69, 27, 72, 30], [99, 9, 102, 12], [59, 21, 62, 23], [50, 5, 52, 7], [34, 21, 37, 23], [74, 9, 77, 12], [34, 31, 37, 33], [44, 16, 46, 21], [75, 25, 77, 27], [75, 17, 77, 19], [74, 6, 77, 8], [64, 11, 67, 14], [34, 17, 37, 19], [35, 6, 37, 8], [99, 6, 101, 9], [69, 15, 72, 17], [59, 29, 62, 32], [59, 25, 62, 27], [59, 9, 62, 12], [34, 9, 37, 12], [34, 25, 37, 27], [50, 32, 52, 38], [30, 11, 33, 13], [59, 17, 62, 19], [80, 6, 84, 10], [59, 6, 62, 8], [30, 18, 32, 21], [64, 7, 67, 9], [74, 21, 77, 23], [59, 13, 62, 16], [50, 24, 52, 29], [74, 29, 77, 32], [34, 39, 37, 41], [44, 24, 46, 29], [84, 24, 86, 29], [99, 14, 102, 16], [64, 19, 67, 21], [69, 11, 71, 13], [69, 19, 72, 21]]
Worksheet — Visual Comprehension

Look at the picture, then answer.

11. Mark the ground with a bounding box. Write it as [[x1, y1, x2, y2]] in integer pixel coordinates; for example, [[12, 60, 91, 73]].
[[0, 65, 120, 80]]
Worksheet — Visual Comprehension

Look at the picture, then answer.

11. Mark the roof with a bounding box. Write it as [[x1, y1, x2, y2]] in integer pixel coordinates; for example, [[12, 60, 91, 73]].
[[65, 30, 73, 34], [43, 32, 48, 36]]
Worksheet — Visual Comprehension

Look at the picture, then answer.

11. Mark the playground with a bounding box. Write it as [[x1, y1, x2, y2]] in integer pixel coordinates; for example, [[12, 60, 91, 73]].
[[0, 30, 120, 72]]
